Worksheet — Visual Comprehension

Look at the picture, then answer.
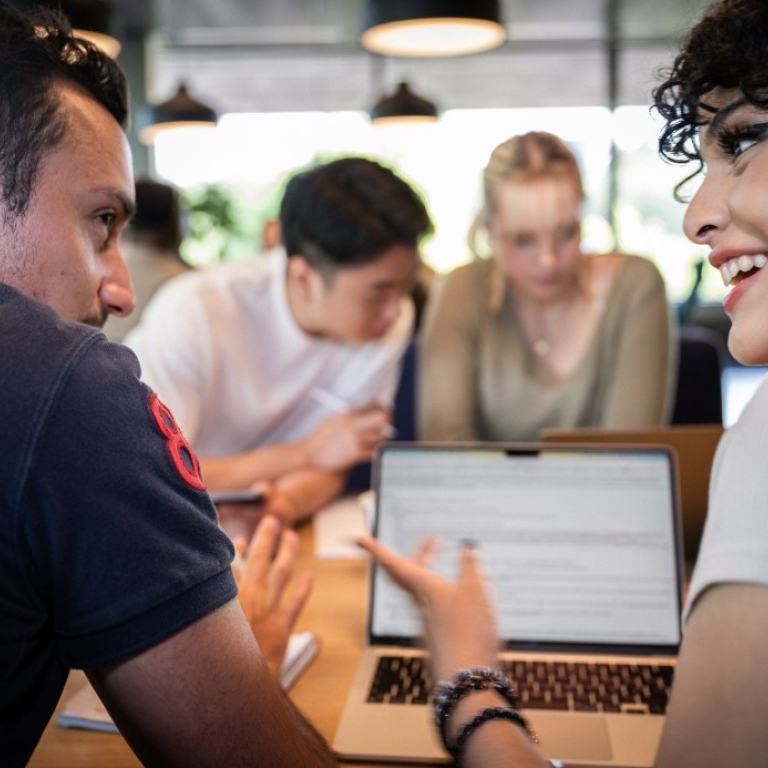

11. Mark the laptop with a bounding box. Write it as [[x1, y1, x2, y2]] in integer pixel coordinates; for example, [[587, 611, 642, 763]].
[[540, 426, 723, 565], [333, 442, 685, 767]]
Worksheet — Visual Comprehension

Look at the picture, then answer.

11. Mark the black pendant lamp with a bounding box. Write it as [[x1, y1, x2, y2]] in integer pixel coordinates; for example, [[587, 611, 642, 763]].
[[370, 82, 438, 125], [360, 0, 505, 58], [137, 83, 218, 146]]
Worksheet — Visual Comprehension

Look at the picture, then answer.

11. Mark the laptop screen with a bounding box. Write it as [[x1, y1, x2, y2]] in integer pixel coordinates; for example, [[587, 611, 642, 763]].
[[370, 443, 684, 654]]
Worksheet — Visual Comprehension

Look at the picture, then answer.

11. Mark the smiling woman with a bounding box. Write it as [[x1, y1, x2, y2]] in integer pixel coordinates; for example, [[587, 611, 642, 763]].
[[348, 4, 768, 766], [661, 82, 768, 365], [641, 1, 768, 764], [718, 254, 768, 288]]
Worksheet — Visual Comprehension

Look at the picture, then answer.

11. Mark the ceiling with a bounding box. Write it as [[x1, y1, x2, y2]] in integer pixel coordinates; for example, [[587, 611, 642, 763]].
[[112, 0, 713, 116]]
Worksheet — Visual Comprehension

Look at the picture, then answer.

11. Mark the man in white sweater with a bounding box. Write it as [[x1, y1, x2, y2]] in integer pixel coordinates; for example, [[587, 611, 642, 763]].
[[128, 157, 432, 525]]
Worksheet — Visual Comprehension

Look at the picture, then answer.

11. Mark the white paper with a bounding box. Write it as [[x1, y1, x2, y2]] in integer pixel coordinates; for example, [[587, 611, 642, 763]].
[[57, 683, 118, 733], [313, 495, 370, 560], [280, 631, 320, 690]]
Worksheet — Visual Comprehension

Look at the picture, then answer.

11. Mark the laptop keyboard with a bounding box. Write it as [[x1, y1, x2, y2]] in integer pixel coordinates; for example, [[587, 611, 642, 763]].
[[367, 656, 674, 714]]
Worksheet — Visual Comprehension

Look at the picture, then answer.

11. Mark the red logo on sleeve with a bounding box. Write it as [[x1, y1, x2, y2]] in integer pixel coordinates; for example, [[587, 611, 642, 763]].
[[149, 392, 206, 491]]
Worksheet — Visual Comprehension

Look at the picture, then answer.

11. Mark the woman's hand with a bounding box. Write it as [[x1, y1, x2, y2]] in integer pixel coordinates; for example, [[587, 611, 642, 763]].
[[233, 515, 314, 676], [356, 535, 500, 682]]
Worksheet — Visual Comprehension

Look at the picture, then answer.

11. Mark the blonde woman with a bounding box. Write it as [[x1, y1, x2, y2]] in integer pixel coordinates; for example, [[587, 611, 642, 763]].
[[420, 131, 675, 441]]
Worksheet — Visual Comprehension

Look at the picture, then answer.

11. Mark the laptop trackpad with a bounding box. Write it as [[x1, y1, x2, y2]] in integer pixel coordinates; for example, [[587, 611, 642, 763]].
[[529, 712, 612, 762]]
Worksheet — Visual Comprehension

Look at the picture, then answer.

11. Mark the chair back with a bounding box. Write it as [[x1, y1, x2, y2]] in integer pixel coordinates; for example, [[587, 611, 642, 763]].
[[671, 325, 726, 425], [344, 334, 419, 491]]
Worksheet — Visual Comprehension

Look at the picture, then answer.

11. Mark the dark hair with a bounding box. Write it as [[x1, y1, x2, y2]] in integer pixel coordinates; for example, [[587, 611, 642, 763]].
[[0, 2, 128, 220], [653, 0, 768, 193], [127, 178, 184, 253], [279, 157, 433, 277]]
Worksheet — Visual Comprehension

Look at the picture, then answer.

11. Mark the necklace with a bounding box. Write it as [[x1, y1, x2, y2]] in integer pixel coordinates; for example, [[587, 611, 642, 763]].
[[528, 306, 565, 358]]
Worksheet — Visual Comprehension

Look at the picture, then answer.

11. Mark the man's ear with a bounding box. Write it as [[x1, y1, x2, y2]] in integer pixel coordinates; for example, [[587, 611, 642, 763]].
[[287, 255, 314, 295]]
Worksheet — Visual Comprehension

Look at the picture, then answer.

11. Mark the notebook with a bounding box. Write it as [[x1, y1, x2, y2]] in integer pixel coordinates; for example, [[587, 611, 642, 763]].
[[333, 442, 685, 767], [540, 426, 723, 565]]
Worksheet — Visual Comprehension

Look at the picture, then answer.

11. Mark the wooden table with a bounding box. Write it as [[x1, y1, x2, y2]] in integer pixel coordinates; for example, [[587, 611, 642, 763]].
[[28, 519, 394, 767]]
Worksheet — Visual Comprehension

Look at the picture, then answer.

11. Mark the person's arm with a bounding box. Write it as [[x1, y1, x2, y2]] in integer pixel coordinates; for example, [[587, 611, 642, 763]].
[[199, 404, 393, 492], [273, 468, 348, 524], [600, 257, 676, 426], [88, 515, 328, 766], [655, 583, 768, 768], [201, 299, 413, 496], [87, 599, 334, 767], [357, 536, 550, 768], [39, 339, 328, 765], [419, 267, 481, 441]]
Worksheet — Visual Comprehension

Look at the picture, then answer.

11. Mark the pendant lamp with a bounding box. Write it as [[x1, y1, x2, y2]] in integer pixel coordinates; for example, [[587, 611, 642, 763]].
[[370, 82, 438, 125], [360, 0, 505, 58], [137, 84, 218, 146]]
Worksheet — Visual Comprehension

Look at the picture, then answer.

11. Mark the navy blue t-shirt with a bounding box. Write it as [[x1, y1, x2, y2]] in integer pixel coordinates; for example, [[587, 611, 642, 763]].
[[0, 284, 237, 766]]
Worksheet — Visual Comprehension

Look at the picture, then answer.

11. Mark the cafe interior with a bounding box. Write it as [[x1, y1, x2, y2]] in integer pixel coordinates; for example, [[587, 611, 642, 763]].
[[40, 0, 758, 422], [22, 1, 759, 765]]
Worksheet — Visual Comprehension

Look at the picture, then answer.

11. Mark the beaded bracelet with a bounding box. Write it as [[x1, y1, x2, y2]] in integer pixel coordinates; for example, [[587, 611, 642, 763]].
[[451, 707, 531, 767], [432, 667, 520, 753]]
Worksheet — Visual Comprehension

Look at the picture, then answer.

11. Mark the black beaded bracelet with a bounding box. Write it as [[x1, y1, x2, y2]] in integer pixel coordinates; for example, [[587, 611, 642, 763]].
[[432, 667, 520, 753], [451, 707, 531, 767]]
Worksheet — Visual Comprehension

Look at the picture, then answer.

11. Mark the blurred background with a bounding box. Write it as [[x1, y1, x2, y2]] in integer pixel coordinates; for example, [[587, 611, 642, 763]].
[[20, 1, 747, 369], [16, 0, 717, 297]]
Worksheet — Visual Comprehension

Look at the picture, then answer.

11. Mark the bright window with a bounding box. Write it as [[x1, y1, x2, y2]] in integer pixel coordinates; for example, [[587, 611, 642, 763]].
[[152, 106, 718, 304]]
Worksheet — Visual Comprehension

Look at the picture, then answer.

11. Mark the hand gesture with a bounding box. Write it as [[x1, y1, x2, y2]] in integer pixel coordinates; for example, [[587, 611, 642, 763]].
[[357, 536, 500, 682], [304, 404, 393, 471], [233, 515, 314, 676]]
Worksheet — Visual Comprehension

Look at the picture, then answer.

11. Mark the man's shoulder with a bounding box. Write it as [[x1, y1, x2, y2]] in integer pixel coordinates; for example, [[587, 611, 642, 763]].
[[0, 287, 140, 397], [0, 284, 98, 362], [0, 285, 142, 489]]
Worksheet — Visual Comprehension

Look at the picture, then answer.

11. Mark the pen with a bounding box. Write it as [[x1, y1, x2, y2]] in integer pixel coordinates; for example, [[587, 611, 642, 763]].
[[310, 387, 349, 414], [310, 387, 398, 438]]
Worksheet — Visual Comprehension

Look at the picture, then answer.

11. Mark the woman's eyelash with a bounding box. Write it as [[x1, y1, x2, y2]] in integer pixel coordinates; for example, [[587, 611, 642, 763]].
[[716, 122, 768, 156]]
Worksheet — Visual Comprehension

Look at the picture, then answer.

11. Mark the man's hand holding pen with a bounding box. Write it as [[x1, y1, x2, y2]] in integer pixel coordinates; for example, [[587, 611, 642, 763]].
[[303, 403, 395, 471]]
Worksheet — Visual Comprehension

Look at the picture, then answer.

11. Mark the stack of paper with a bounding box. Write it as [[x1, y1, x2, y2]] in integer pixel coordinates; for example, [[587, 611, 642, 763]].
[[279, 631, 320, 691], [313, 495, 370, 559]]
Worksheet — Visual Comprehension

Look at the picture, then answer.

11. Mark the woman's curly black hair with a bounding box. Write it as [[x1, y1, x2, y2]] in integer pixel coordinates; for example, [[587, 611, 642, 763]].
[[653, 0, 768, 189]]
